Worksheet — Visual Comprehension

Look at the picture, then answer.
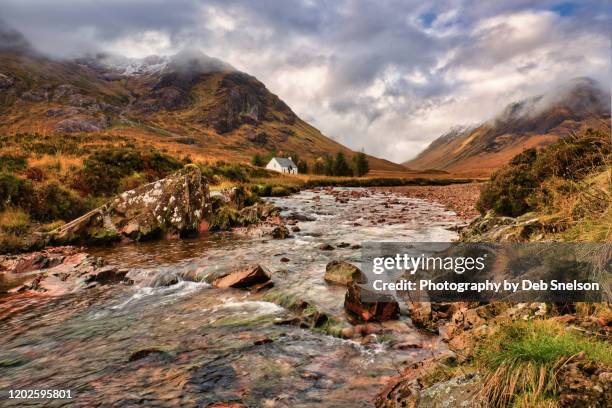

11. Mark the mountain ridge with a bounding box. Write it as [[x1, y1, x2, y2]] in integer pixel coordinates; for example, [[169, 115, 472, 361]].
[[0, 38, 406, 173], [404, 78, 611, 175]]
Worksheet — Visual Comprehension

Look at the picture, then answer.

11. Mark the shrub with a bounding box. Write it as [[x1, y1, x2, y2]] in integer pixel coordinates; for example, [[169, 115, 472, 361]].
[[209, 205, 241, 231], [30, 182, 91, 222], [118, 172, 148, 192], [0, 208, 30, 235], [476, 149, 539, 217], [0, 153, 28, 172], [251, 153, 265, 167], [0, 173, 33, 210], [25, 167, 45, 182], [80, 147, 183, 196], [477, 129, 611, 217], [532, 129, 611, 181], [211, 161, 248, 182]]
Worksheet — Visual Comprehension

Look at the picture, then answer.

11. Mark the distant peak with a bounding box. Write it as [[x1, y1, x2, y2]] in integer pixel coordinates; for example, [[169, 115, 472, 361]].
[[166, 48, 234, 75], [494, 77, 610, 124], [0, 20, 33, 53]]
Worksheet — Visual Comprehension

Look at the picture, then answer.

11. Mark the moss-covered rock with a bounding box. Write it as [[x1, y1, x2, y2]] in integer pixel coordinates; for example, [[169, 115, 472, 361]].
[[50, 165, 210, 244], [324, 260, 364, 286]]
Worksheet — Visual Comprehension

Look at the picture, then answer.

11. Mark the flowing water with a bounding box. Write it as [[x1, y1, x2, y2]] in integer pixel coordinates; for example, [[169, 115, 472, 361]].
[[0, 188, 461, 407]]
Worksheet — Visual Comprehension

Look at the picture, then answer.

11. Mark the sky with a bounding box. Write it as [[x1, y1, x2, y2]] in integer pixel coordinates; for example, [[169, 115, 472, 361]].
[[1, 0, 610, 162]]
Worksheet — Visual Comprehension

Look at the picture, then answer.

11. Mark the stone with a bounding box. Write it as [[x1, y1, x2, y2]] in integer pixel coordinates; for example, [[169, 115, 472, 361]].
[[340, 327, 354, 338], [319, 243, 334, 251], [9, 250, 129, 295], [271, 225, 290, 239], [83, 266, 128, 285], [287, 212, 316, 222], [212, 264, 271, 289], [253, 338, 273, 345], [0, 73, 15, 89], [0, 246, 79, 274], [246, 131, 268, 145], [206, 403, 247, 408], [344, 281, 400, 323], [54, 117, 106, 133], [50, 165, 210, 244], [128, 348, 170, 362], [416, 373, 484, 407], [406, 302, 438, 333], [324, 261, 365, 286], [558, 360, 611, 408], [291, 226, 300, 232]]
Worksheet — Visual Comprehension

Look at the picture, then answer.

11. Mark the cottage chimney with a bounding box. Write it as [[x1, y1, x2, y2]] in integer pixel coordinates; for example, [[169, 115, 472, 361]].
[[288, 156, 292, 161]]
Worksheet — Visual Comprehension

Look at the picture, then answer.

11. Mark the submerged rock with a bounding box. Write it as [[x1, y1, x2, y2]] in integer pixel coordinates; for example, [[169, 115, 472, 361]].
[[213, 264, 271, 289], [324, 261, 365, 286], [344, 281, 399, 323], [128, 348, 171, 362], [50, 165, 210, 244], [0, 246, 78, 274], [7, 248, 129, 295]]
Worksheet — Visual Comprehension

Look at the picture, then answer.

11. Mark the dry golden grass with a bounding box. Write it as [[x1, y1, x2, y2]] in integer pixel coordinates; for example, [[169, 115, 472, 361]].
[[544, 166, 612, 242], [0, 207, 30, 235], [28, 154, 84, 176]]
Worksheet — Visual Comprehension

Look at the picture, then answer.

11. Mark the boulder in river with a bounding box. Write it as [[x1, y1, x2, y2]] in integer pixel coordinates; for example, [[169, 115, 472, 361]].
[[213, 264, 272, 289], [50, 165, 210, 244], [271, 225, 290, 239], [324, 261, 365, 286], [344, 281, 399, 323]]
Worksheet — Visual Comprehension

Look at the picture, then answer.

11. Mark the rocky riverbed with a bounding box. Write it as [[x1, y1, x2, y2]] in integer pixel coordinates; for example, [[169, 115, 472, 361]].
[[375, 182, 483, 220], [0, 187, 465, 407]]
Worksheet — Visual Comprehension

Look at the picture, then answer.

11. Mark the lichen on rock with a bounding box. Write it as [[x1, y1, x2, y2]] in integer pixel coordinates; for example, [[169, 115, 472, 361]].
[[50, 165, 211, 244]]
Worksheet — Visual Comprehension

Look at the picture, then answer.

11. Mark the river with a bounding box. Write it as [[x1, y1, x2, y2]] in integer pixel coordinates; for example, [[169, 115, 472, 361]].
[[0, 188, 461, 407]]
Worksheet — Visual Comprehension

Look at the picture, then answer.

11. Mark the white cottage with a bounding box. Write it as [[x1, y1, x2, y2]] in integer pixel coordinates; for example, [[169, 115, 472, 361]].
[[266, 157, 298, 174]]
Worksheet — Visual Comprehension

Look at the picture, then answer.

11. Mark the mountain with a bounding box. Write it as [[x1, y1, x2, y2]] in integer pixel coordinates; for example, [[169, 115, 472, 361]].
[[404, 78, 611, 175], [0, 40, 406, 172]]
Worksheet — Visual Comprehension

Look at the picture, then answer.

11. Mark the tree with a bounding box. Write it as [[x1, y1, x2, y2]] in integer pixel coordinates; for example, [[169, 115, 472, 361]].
[[352, 152, 369, 176], [297, 160, 308, 174], [333, 152, 352, 176], [323, 155, 334, 176], [251, 153, 265, 167], [313, 157, 326, 175]]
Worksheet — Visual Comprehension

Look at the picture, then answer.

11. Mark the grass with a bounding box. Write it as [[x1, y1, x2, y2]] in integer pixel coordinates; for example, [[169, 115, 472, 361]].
[[0, 207, 30, 235], [475, 319, 612, 407]]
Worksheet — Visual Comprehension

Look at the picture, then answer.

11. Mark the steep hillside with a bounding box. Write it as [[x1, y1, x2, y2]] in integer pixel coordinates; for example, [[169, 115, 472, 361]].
[[0, 43, 405, 172], [404, 78, 611, 175]]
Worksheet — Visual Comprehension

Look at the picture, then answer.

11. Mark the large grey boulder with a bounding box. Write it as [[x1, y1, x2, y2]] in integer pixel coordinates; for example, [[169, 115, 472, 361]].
[[51, 165, 210, 244]]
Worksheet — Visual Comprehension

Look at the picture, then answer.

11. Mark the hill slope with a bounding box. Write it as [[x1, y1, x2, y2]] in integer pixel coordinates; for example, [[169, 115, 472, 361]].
[[0, 42, 405, 172], [404, 78, 611, 176]]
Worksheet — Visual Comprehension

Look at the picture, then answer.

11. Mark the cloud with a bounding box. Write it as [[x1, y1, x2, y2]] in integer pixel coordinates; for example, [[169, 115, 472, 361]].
[[0, 0, 609, 162]]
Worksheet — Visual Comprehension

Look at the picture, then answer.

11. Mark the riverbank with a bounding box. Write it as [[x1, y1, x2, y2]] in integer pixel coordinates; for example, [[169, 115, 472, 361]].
[[373, 182, 483, 221]]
